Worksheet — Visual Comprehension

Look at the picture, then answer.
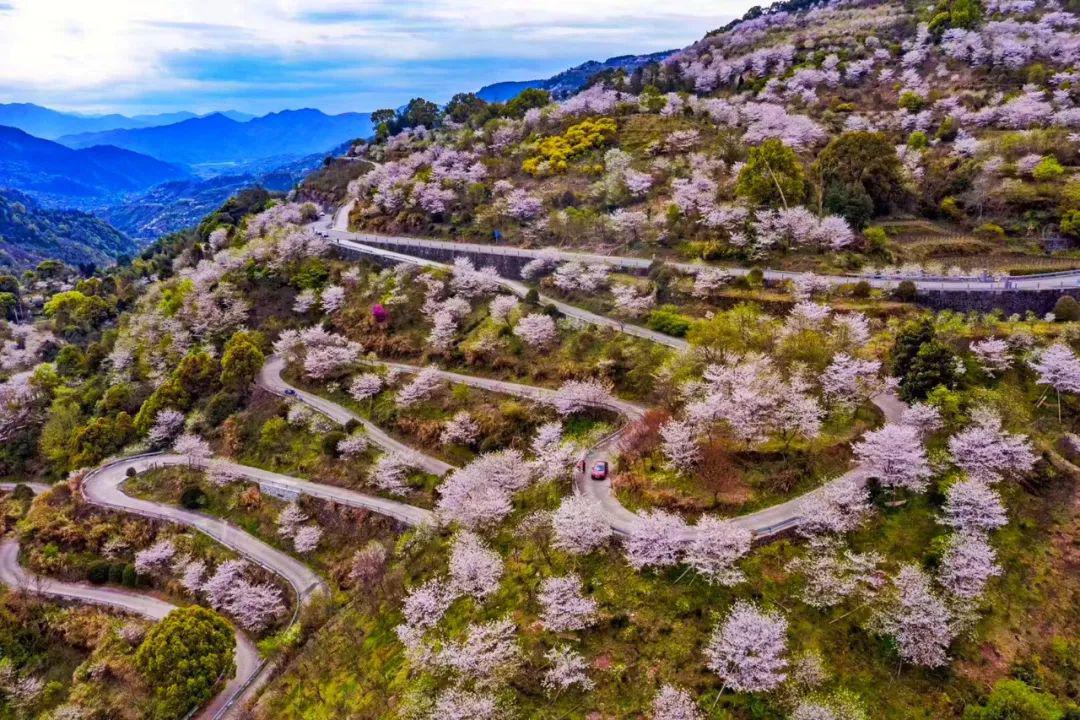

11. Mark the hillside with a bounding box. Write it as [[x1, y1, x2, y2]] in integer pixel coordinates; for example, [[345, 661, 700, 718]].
[[58, 108, 374, 167], [477, 50, 676, 102], [0, 188, 135, 269], [0, 125, 190, 205]]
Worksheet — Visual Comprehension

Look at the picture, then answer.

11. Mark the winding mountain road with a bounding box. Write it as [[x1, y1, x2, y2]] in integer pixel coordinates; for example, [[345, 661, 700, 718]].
[[0, 487, 259, 720], [320, 217, 1080, 293]]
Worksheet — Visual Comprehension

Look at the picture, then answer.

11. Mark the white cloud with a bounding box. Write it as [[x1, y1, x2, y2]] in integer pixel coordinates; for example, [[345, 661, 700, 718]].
[[0, 0, 752, 113]]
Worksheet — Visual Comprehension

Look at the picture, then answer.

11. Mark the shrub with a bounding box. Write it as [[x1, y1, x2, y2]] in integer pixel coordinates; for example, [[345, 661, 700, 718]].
[[908, 131, 929, 150], [735, 138, 807, 207], [121, 564, 138, 588], [180, 486, 208, 510], [344, 419, 360, 433], [976, 223, 1006, 239], [321, 430, 346, 458], [524, 288, 540, 305], [647, 306, 692, 337], [894, 280, 917, 302], [88, 561, 110, 584], [852, 280, 872, 298], [746, 268, 764, 287], [136, 606, 236, 720], [1062, 209, 1080, 238], [522, 117, 617, 175], [1033, 156, 1065, 182], [963, 679, 1063, 720], [126, 467, 137, 478], [1052, 295, 1080, 322], [899, 91, 926, 112]]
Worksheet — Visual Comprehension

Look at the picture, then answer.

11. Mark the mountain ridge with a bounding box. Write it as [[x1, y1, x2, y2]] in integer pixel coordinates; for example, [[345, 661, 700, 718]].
[[476, 50, 676, 102]]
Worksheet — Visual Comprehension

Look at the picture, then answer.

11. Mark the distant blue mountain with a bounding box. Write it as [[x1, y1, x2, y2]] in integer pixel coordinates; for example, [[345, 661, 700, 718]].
[[0, 103, 208, 140], [477, 51, 676, 103], [58, 108, 373, 168], [0, 125, 191, 204]]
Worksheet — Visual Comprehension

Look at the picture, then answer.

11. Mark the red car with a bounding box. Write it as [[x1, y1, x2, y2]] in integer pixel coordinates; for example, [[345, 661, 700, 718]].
[[590, 461, 609, 480]]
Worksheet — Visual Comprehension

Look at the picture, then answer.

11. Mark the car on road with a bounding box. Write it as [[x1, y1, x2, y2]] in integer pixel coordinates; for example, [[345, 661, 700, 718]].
[[590, 461, 609, 480], [284, 388, 297, 397]]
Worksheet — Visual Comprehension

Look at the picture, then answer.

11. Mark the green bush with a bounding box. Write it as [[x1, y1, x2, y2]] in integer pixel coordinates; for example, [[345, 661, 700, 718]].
[[136, 606, 236, 720], [88, 561, 110, 584], [893, 280, 917, 302], [322, 430, 346, 458], [1052, 295, 1080, 322], [121, 564, 138, 588], [976, 223, 1006, 239], [851, 280, 872, 298], [907, 130, 929, 149], [344, 419, 361, 433], [963, 679, 1063, 720], [647, 306, 692, 337], [180, 486, 208, 510], [1033, 156, 1065, 182], [108, 563, 125, 584]]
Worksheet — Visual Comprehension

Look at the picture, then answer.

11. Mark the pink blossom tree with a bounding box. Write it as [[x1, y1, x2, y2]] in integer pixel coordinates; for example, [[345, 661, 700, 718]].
[[786, 538, 884, 608], [395, 367, 444, 407], [548, 378, 615, 416], [134, 539, 176, 576], [441, 411, 480, 446], [938, 532, 1001, 601], [685, 516, 752, 586], [227, 580, 286, 632], [551, 495, 613, 555], [147, 408, 186, 447], [513, 313, 558, 350], [947, 408, 1036, 485], [970, 338, 1012, 376], [1029, 343, 1080, 422], [704, 601, 789, 692], [336, 432, 369, 457], [439, 616, 520, 683], [820, 355, 883, 411], [942, 479, 1008, 533], [660, 419, 701, 473], [538, 574, 598, 631], [448, 530, 504, 600], [502, 189, 545, 221], [429, 689, 501, 720], [369, 453, 410, 494], [488, 294, 519, 324], [529, 422, 578, 482], [402, 578, 458, 629], [901, 402, 943, 438], [293, 524, 323, 554], [797, 476, 873, 536], [543, 645, 594, 694], [853, 424, 932, 493], [349, 373, 383, 402], [320, 285, 346, 313], [173, 432, 212, 460], [276, 502, 308, 538], [623, 510, 688, 571], [878, 564, 954, 667], [650, 684, 703, 720]]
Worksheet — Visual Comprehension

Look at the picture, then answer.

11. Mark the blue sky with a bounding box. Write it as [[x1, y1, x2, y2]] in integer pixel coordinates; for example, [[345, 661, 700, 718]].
[[0, 1, 753, 117]]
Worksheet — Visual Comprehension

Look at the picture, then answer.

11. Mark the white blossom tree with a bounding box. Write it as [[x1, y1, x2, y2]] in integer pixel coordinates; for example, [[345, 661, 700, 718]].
[[660, 419, 700, 473], [173, 432, 212, 460], [548, 378, 615, 416], [395, 367, 444, 407], [439, 616, 520, 684], [797, 476, 873, 536], [704, 601, 789, 693], [786, 538, 884, 608], [853, 424, 932, 493], [538, 574, 598, 631], [276, 502, 308, 538], [369, 453, 410, 494], [147, 408, 186, 447], [685, 516, 752, 586], [513, 313, 558, 350], [1029, 343, 1080, 422], [878, 565, 954, 667], [349, 373, 383, 402], [489, 294, 519, 324], [529, 422, 578, 482], [134, 539, 175, 576], [551, 495, 613, 555], [947, 408, 1036, 485], [650, 684, 703, 720], [938, 532, 1001, 601], [970, 338, 1012, 376], [441, 411, 480, 446], [623, 510, 687, 571], [942, 479, 1008, 533], [820, 355, 883, 410], [402, 578, 458, 629], [543, 645, 594, 694], [901, 402, 942, 438], [448, 531, 504, 600], [293, 524, 323, 554], [429, 688, 501, 720]]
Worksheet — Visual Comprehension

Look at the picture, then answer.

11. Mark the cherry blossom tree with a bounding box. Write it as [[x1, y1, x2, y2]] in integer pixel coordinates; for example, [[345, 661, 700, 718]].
[[440, 411, 480, 447], [530, 422, 578, 481], [624, 510, 688, 571], [180, 559, 206, 594], [1029, 343, 1080, 422], [451, 257, 502, 298], [548, 378, 615, 416], [134, 539, 176, 576], [901, 402, 942, 438], [429, 689, 501, 720], [428, 309, 459, 351], [202, 559, 246, 609], [293, 289, 317, 314], [938, 532, 1001, 601], [228, 580, 287, 632], [293, 524, 323, 554], [942, 479, 1008, 533], [878, 565, 954, 667], [685, 516, 752, 586], [437, 454, 520, 529], [513, 313, 557, 349], [551, 495, 613, 555], [336, 432, 369, 457], [853, 424, 932, 493], [611, 283, 655, 318], [369, 453, 410, 493], [448, 530, 504, 600], [970, 338, 1012, 376], [820, 355, 883, 410], [704, 601, 789, 692], [797, 476, 873, 536], [502, 189, 545, 221], [489, 294, 519, 323], [300, 329, 362, 380], [660, 419, 700, 473], [543, 645, 594, 694], [395, 367, 444, 407], [402, 578, 458, 629], [651, 684, 703, 720], [786, 538, 884, 608], [173, 432, 212, 460], [692, 267, 734, 298], [538, 574, 598, 631], [320, 285, 346, 313], [147, 408, 186, 447], [439, 616, 520, 683], [276, 502, 309, 538], [520, 249, 562, 280], [947, 408, 1036, 485], [348, 542, 388, 587], [0, 374, 43, 444], [349, 373, 383, 402]]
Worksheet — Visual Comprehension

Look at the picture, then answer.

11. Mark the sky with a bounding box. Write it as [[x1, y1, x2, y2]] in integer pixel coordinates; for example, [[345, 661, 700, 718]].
[[0, 0, 754, 117]]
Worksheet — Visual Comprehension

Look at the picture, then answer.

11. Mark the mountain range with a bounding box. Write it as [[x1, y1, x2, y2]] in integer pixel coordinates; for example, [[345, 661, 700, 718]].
[[476, 50, 675, 102], [0, 125, 191, 204], [0, 103, 254, 141], [0, 188, 136, 270], [57, 109, 373, 169]]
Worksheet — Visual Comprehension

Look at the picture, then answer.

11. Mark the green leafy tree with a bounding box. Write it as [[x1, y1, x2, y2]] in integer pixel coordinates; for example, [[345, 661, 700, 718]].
[[929, 0, 984, 35], [735, 138, 807, 208], [401, 97, 442, 129], [136, 606, 235, 720], [220, 332, 265, 391], [1052, 295, 1080, 322], [824, 180, 875, 229], [901, 339, 959, 401], [445, 92, 489, 124], [43, 290, 111, 335], [814, 131, 906, 216], [963, 680, 1063, 720], [504, 88, 551, 118], [175, 351, 220, 398]]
